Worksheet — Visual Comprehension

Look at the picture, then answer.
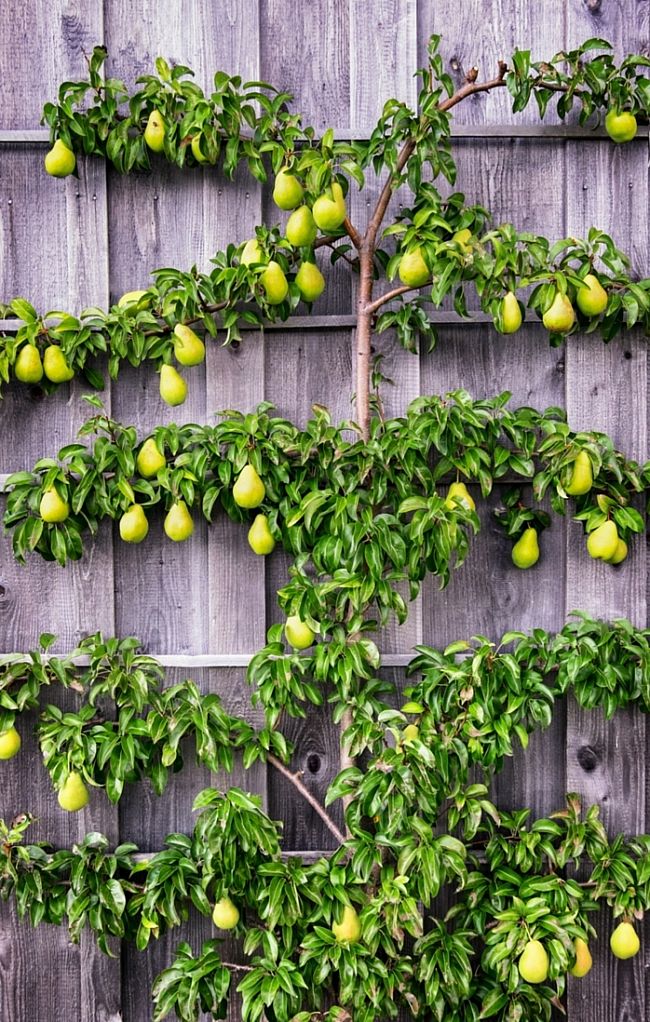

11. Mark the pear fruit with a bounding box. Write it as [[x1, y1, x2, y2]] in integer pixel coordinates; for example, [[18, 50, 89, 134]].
[[445, 482, 475, 512], [273, 168, 304, 210], [15, 344, 44, 383], [518, 939, 549, 984], [119, 504, 149, 544], [58, 772, 89, 812], [285, 206, 317, 247], [212, 896, 240, 930], [40, 487, 69, 523], [512, 527, 540, 569], [576, 273, 608, 316], [543, 292, 576, 333], [260, 261, 289, 305], [0, 726, 21, 760], [241, 239, 264, 266], [44, 139, 76, 177], [610, 921, 640, 959], [565, 451, 593, 496], [296, 261, 325, 302], [233, 465, 265, 508], [312, 182, 347, 232], [605, 110, 637, 144], [164, 500, 194, 542], [570, 937, 593, 978], [498, 291, 523, 334], [136, 437, 166, 478], [43, 345, 74, 383], [144, 110, 166, 152], [606, 538, 628, 565], [248, 514, 275, 555], [587, 520, 619, 561], [191, 134, 215, 164], [118, 289, 149, 309], [173, 324, 205, 366], [159, 364, 187, 406], [398, 248, 430, 288], [402, 723, 419, 745], [452, 228, 473, 250], [332, 904, 361, 943], [284, 615, 315, 650]]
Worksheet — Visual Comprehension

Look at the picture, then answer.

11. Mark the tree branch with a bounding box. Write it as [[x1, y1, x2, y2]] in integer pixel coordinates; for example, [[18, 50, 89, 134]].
[[364, 283, 425, 315], [267, 753, 346, 846]]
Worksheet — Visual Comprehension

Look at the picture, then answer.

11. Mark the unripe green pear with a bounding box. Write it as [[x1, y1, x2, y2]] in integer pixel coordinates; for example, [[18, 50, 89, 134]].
[[610, 921, 640, 959], [296, 261, 325, 302], [605, 109, 637, 144], [40, 487, 69, 523], [119, 504, 149, 544], [191, 134, 217, 164], [285, 206, 317, 247], [606, 538, 628, 565], [576, 273, 608, 316], [260, 261, 289, 305], [312, 182, 347, 232], [512, 527, 540, 569], [586, 520, 619, 561], [332, 904, 361, 943], [15, 344, 43, 383], [43, 345, 74, 383], [173, 324, 205, 366], [118, 289, 149, 309], [144, 110, 166, 152], [44, 138, 76, 177], [570, 937, 593, 978], [452, 228, 473, 250], [498, 291, 523, 334], [58, 772, 89, 812], [543, 293, 576, 333], [247, 514, 275, 555], [273, 168, 304, 210], [233, 465, 265, 508], [159, 364, 187, 406], [0, 726, 21, 760], [284, 615, 315, 650], [565, 450, 593, 496], [164, 500, 194, 542], [136, 437, 166, 478], [445, 481, 476, 512], [518, 939, 549, 984], [240, 239, 265, 266], [398, 248, 430, 288], [212, 896, 240, 930]]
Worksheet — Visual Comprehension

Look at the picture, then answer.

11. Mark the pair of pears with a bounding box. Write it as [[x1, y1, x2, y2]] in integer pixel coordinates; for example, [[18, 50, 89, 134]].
[[242, 242, 290, 304], [542, 275, 608, 333], [232, 467, 276, 555], [586, 519, 627, 564], [519, 935, 595, 984], [14, 344, 74, 385]]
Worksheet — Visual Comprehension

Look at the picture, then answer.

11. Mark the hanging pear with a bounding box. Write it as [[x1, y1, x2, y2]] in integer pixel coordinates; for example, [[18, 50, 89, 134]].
[[159, 364, 188, 406], [247, 514, 275, 555], [542, 293, 575, 333], [14, 344, 44, 383], [312, 182, 346, 232], [272, 168, 304, 210], [144, 110, 166, 152], [576, 274, 608, 316], [240, 239, 265, 266], [164, 500, 194, 542], [570, 937, 593, 978], [398, 248, 430, 287], [136, 437, 166, 478], [518, 939, 549, 984], [296, 261, 325, 302], [173, 324, 205, 366], [44, 138, 76, 177], [233, 465, 265, 508], [58, 772, 89, 812], [43, 345, 74, 383], [565, 450, 593, 496], [0, 726, 21, 760], [284, 615, 315, 650], [39, 487, 69, 523], [497, 291, 523, 334], [285, 206, 317, 247], [511, 527, 540, 569], [586, 520, 619, 560], [332, 904, 361, 943], [604, 109, 637, 144], [212, 896, 240, 930], [119, 504, 149, 544], [445, 482, 475, 512], [260, 261, 289, 305]]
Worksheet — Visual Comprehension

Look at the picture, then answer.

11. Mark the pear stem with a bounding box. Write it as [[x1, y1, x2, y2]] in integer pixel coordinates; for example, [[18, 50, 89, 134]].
[[267, 753, 346, 846]]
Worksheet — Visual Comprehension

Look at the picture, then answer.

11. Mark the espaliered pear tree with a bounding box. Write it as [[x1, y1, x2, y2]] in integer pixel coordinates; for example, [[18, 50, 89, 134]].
[[1, 34, 649, 1022]]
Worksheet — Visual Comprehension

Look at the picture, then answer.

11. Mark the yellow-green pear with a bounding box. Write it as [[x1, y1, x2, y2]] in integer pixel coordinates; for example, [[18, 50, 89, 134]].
[[260, 261, 289, 305], [610, 921, 640, 959], [0, 726, 21, 760], [312, 182, 347, 232], [58, 772, 89, 812], [498, 291, 523, 334], [570, 937, 593, 978], [332, 904, 361, 943], [543, 293, 576, 333], [119, 504, 149, 544], [248, 514, 275, 555], [273, 168, 304, 210], [40, 487, 69, 523], [44, 139, 76, 177], [212, 896, 240, 930], [512, 527, 540, 569], [136, 437, 166, 478], [565, 450, 593, 496], [118, 289, 149, 309], [284, 615, 315, 650], [233, 465, 265, 508], [144, 110, 166, 152], [576, 273, 608, 316], [164, 500, 194, 542], [285, 206, 317, 247], [445, 481, 476, 512], [43, 345, 74, 383], [518, 939, 549, 984], [159, 364, 187, 406], [605, 109, 637, 144], [14, 344, 43, 383], [452, 228, 473, 250], [402, 723, 419, 745], [398, 248, 430, 288], [191, 134, 216, 164], [173, 324, 205, 366], [241, 239, 264, 266], [606, 538, 628, 565], [296, 261, 325, 302], [586, 520, 619, 561]]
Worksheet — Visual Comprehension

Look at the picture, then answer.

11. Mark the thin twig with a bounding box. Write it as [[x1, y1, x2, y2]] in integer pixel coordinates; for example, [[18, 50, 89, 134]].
[[319, 239, 358, 268], [343, 216, 363, 250], [222, 962, 254, 972], [267, 753, 346, 846]]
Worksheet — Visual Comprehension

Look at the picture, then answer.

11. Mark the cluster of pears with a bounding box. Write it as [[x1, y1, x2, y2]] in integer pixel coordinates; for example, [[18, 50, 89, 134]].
[[518, 920, 640, 986], [119, 437, 195, 545], [14, 342, 75, 385], [566, 450, 627, 565], [232, 464, 276, 556], [158, 323, 206, 407], [495, 272, 609, 339]]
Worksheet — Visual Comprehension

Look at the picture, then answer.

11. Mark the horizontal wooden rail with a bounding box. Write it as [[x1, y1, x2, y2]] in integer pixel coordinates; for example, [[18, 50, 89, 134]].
[[0, 650, 415, 668]]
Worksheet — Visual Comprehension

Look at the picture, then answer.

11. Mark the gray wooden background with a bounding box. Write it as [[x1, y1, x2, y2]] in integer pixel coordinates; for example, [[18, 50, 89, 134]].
[[0, 2, 648, 1019]]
